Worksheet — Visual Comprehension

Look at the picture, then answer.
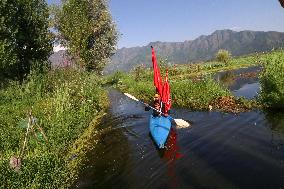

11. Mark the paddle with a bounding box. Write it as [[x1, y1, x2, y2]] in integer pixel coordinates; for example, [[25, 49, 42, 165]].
[[124, 93, 190, 128]]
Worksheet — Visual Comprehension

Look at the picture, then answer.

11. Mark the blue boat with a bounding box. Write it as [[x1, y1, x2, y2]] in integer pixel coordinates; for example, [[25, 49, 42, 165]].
[[149, 115, 172, 148]]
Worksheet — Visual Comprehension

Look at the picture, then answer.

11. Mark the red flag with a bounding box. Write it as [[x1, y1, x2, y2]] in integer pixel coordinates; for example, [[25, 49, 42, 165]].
[[151, 47, 163, 96], [162, 69, 171, 114]]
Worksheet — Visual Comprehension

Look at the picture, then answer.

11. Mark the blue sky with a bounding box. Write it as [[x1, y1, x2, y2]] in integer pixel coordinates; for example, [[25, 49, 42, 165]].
[[47, 0, 284, 48]]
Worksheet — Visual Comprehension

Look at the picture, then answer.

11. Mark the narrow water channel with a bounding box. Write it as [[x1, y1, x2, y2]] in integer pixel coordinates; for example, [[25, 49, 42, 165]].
[[74, 88, 284, 189]]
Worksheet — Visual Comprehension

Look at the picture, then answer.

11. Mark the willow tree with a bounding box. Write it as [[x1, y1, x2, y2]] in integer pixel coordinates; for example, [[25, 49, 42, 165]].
[[58, 0, 118, 73], [0, 0, 52, 81]]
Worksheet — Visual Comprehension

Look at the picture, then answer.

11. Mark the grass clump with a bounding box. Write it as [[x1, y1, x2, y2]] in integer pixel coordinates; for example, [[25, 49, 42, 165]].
[[171, 77, 230, 110]]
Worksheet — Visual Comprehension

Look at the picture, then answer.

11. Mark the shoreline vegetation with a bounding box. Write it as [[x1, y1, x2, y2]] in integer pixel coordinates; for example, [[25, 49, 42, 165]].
[[1, 0, 119, 187], [107, 50, 283, 113], [0, 69, 109, 188]]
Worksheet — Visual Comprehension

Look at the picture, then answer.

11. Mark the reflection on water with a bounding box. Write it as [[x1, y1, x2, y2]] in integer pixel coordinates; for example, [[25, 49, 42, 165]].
[[160, 128, 183, 189], [233, 82, 260, 99], [264, 111, 284, 132], [265, 111, 284, 156], [74, 90, 284, 189], [73, 115, 132, 189], [218, 71, 236, 87], [215, 66, 261, 99], [160, 128, 183, 161]]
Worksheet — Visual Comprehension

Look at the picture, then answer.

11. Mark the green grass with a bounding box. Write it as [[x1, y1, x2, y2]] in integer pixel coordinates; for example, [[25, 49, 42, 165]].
[[0, 68, 108, 188], [167, 50, 268, 80], [106, 72, 230, 110]]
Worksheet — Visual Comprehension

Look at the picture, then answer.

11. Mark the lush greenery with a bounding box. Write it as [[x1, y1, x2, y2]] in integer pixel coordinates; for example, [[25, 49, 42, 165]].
[[0, 0, 119, 187], [56, 0, 118, 73], [0, 69, 108, 188], [106, 71, 231, 110], [260, 51, 284, 109], [167, 50, 266, 80], [0, 0, 52, 82]]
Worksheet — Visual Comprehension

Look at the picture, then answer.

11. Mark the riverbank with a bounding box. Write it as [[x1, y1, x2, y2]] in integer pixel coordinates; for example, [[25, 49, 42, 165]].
[[0, 69, 109, 188]]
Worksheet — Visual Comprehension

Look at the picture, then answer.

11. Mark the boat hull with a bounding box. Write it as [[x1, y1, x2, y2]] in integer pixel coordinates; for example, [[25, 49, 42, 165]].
[[149, 115, 172, 148]]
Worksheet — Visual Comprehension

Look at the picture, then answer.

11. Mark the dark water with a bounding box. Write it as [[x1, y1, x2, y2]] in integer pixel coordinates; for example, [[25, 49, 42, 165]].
[[74, 89, 284, 189]]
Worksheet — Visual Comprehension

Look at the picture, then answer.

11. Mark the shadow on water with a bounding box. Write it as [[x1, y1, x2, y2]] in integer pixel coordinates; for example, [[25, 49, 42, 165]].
[[74, 89, 284, 189]]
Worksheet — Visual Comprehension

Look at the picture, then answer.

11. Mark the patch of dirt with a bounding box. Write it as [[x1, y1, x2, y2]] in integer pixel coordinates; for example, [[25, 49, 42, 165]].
[[238, 71, 259, 79], [210, 96, 251, 113]]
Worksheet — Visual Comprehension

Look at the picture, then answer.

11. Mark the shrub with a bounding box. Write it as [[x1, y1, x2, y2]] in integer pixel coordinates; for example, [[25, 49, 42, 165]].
[[216, 49, 231, 65], [260, 52, 284, 109]]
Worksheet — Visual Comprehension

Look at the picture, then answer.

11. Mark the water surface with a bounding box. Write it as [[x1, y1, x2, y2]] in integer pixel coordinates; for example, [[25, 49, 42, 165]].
[[215, 66, 261, 99], [74, 89, 284, 189]]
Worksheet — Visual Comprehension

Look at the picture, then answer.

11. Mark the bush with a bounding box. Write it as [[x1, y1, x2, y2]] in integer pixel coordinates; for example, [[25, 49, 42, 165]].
[[260, 51, 284, 109], [216, 49, 231, 65]]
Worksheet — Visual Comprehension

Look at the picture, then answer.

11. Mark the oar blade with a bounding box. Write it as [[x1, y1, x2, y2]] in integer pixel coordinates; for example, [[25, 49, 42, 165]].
[[174, 119, 191, 128], [124, 93, 139, 101]]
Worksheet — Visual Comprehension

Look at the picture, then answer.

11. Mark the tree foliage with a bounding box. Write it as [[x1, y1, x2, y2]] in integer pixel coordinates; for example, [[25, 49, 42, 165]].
[[57, 0, 118, 73], [0, 0, 52, 81], [216, 49, 231, 65]]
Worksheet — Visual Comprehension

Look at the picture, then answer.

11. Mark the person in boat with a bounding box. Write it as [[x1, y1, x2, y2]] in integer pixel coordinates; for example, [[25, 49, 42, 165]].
[[145, 93, 162, 117]]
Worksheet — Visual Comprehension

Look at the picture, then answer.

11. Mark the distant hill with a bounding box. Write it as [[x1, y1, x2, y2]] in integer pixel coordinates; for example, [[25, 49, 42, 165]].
[[49, 50, 66, 66], [105, 30, 284, 73]]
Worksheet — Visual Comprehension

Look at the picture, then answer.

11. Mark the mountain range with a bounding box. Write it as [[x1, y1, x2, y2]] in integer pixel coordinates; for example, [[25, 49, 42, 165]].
[[105, 29, 284, 73], [49, 29, 284, 73]]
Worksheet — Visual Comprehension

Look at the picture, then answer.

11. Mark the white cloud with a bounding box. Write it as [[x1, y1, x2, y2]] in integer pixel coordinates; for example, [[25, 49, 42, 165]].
[[53, 44, 66, 52], [229, 26, 242, 31]]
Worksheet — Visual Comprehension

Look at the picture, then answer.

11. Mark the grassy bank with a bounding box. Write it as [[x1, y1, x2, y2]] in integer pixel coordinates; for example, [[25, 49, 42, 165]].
[[106, 72, 231, 111], [0, 68, 108, 188], [168, 51, 267, 80]]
